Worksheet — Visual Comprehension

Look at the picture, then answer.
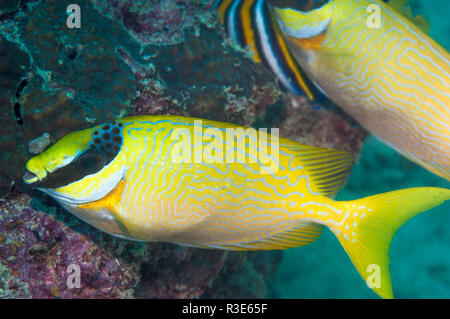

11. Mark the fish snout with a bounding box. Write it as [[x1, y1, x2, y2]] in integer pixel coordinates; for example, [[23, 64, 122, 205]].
[[23, 170, 39, 184]]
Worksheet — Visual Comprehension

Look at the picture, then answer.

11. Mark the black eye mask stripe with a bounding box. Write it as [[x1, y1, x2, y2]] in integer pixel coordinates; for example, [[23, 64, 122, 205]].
[[33, 121, 124, 189]]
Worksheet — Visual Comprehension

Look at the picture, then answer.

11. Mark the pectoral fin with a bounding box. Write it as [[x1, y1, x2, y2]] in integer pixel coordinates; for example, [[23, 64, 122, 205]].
[[79, 179, 125, 211], [77, 179, 131, 238]]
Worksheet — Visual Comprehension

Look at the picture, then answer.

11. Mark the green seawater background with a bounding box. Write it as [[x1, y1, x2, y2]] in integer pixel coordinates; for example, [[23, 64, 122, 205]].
[[273, 0, 450, 298]]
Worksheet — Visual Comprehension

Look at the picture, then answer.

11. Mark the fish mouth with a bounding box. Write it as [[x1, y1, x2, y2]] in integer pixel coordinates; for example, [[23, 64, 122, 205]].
[[23, 170, 85, 205], [23, 171, 39, 184]]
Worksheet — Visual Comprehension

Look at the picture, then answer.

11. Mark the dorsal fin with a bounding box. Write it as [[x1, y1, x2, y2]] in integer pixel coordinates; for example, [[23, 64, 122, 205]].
[[280, 139, 355, 198], [385, 0, 409, 11], [386, 0, 430, 33]]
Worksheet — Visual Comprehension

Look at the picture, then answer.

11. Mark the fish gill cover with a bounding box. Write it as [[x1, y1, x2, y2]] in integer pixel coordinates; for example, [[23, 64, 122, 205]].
[[0, 0, 447, 299]]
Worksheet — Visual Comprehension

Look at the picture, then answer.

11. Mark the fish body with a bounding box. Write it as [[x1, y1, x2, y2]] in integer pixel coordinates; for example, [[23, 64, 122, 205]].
[[274, 0, 450, 180], [214, 0, 315, 99], [24, 115, 450, 298]]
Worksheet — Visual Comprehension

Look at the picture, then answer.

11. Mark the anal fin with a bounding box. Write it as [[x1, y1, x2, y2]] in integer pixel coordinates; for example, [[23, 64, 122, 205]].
[[202, 222, 323, 251]]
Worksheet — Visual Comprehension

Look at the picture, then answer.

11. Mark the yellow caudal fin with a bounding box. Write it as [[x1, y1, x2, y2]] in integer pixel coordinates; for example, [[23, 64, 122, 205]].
[[331, 187, 450, 298]]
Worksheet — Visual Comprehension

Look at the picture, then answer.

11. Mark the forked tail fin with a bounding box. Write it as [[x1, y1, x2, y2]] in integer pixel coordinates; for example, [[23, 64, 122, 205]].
[[331, 187, 450, 298]]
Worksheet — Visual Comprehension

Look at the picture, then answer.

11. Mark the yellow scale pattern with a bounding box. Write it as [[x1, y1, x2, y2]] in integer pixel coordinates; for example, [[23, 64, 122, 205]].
[[108, 116, 352, 248], [275, 0, 450, 180]]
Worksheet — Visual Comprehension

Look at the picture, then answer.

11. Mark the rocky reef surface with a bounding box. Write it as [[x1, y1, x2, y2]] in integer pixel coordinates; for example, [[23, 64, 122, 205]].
[[0, 190, 281, 298], [0, 0, 367, 298]]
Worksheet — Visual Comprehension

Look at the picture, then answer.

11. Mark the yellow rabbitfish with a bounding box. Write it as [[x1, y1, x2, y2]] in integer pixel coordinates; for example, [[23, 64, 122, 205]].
[[23, 115, 450, 298], [274, 0, 450, 180]]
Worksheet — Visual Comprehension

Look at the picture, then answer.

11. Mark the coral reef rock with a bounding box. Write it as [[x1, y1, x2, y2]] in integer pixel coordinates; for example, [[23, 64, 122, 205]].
[[0, 191, 281, 298], [0, 0, 367, 299]]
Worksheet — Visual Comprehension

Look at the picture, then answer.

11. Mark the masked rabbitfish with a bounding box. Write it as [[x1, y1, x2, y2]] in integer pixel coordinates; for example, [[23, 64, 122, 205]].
[[23, 115, 450, 298], [274, 0, 450, 181]]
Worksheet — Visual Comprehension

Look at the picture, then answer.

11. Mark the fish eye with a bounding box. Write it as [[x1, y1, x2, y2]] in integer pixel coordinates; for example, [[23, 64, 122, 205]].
[[25, 123, 124, 189], [76, 151, 104, 174]]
